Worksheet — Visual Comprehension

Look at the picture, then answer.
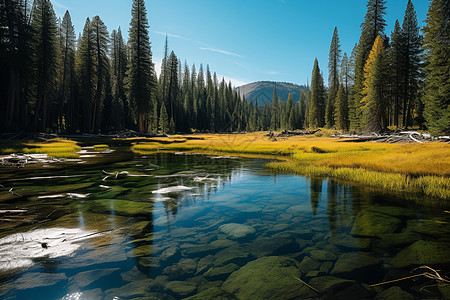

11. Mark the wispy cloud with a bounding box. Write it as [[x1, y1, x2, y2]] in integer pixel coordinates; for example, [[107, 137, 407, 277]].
[[154, 31, 187, 40], [217, 74, 249, 88], [264, 70, 280, 75], [52, 1, 70, 10], [200, 47, 244, 58]]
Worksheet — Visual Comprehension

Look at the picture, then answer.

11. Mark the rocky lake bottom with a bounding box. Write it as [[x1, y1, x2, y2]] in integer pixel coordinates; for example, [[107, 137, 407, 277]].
[[0, 150, 449, 299]]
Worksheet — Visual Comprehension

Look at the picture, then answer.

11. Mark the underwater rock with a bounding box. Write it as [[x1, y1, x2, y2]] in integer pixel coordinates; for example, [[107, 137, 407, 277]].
[[329, 235, 372, 250], [310, 249, 337, 261], [244, 236, 299, 258], [379, 232, 421, 247], [178, 258, 198, 274], [104, 279, 153, 299], [320, 261, 334, 274], [161, 246, 181, 262], [203, 263, 239, 281], [309, 276, 354, 294], [15, 273, 67, 290], [331, 252, 382, 281], [351, 210, 401, 237], [214, 247, 253, 267], [184, 239, 236, 256], [88, 199, 153, 216], [218, 223, 256, 239], [62, 245, 127, 269], [165, 281, 197, 297], [391, 240, 450, 268], [375, 286, 414, 300], [184, 287, 238, 300], [121, 266, 148, 282], [127, 245, 153, 258], [305, 270, 326, 279], [298, 256, 321, 274], [69, 268, 120, 288], [196, 255, 215, 275], [222, 256, 303, 300], [438, 283, 450, 300], [406, 219, 450, 237], [367, 205, 417, 219]]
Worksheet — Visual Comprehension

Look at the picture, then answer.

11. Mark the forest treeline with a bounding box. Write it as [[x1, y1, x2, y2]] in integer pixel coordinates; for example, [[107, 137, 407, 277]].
[[0, 0, 448, 135]]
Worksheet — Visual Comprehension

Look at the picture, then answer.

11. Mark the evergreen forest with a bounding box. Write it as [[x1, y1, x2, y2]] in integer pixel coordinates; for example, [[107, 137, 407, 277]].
[[0, 0, 448, 135]]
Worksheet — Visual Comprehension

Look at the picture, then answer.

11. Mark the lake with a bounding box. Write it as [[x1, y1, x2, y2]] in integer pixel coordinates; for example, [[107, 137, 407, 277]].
[[0, 147, 449, 299]]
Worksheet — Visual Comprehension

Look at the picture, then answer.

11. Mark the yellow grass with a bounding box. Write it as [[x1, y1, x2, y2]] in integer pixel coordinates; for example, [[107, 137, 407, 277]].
[[20, 138, 81, 158], [131, 132, 450, 200], [93, 144, 109, 150]]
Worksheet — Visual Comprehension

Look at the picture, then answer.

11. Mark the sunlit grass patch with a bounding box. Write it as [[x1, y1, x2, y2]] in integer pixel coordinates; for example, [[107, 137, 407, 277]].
[[266, 160, 450, 200], [22, 138, 81, 158], [93, 144, 109, 150], [129, 132, 450, 200]]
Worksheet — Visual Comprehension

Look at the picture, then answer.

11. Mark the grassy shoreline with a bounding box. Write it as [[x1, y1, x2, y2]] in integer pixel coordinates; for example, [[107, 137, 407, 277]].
[[1, 132, 448, 200], [131, 132, 450, 200]]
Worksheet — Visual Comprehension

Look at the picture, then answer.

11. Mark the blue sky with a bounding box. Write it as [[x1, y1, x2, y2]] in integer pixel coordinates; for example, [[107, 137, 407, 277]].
[[53, 0, 430, 87]]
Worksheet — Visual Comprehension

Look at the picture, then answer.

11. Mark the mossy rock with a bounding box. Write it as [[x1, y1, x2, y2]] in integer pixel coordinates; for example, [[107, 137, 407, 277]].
[[88, 199, 153, 216], [367, 205, 417, 219], [391, 240, 450, 268], [204, 263, 239, 281], [351, 210, 401, 237], [222, 256, 303, 300], [184, 287, 238, 300], [331, 252, 382, 282], [165, 281, 197, 297], [375, 286, 414, 300]]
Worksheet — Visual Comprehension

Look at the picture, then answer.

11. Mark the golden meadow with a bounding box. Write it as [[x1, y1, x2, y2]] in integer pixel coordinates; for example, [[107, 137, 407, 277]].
[[131, 132, 450, 200], [1, 133, 448, 200]]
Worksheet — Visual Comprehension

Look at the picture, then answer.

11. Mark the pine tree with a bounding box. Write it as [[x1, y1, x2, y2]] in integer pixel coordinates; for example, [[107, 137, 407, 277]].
[[298, 89, 307, 129], [401, 0, 422, 128], [91, 16, 110, 133], [422, 0, 449, 135], [159, 101, 168, 134], [126, 0, 154, 132], [285, 93, 293, 129], [1, 0, 33, 131], [77, 18, 95, 133], [58, 11, 77, 133], [361, 35, 388, 132], [326, 27, 341, 128], [31, 0, 59, 131], [111, 27, 129, 130], [270, 86, 279, 130], [309, 59, 326, 128], [334, 84, 348, 131], [388, 20, 405, 127], [352, 0, 387, 130]]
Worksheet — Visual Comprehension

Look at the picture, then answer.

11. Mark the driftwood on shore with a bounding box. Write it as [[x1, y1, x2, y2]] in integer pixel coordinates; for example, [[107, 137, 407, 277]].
[[0, 153, 64, 167], [334, 131, 450, 143]]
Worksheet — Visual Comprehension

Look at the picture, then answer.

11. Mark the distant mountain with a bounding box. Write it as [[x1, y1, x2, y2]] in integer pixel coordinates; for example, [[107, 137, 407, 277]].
[[237, 81, 308, 105]]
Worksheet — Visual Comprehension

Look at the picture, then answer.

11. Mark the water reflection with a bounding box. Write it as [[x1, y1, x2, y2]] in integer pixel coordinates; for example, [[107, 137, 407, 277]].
[[0, 152, 448, 299]]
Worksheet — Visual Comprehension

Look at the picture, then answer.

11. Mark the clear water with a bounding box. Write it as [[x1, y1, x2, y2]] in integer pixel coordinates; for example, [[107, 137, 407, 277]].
[[0, 148, 449, 299]]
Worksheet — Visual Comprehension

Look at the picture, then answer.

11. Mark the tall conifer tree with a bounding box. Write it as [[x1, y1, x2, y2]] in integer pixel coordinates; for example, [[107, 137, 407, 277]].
[[326, 27, 341, 128], [126, 0, 154, 132], [309, 59, 326, 128], [401, 0, 422, 128], [422, 0, 449, 135], [31, 0, 59, 131], [352, 0, 387, 130], [362, 35, 388, 132]]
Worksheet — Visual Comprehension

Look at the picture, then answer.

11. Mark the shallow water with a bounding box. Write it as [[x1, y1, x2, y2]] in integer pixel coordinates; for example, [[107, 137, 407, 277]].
[[0, 149, 449, 299]]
